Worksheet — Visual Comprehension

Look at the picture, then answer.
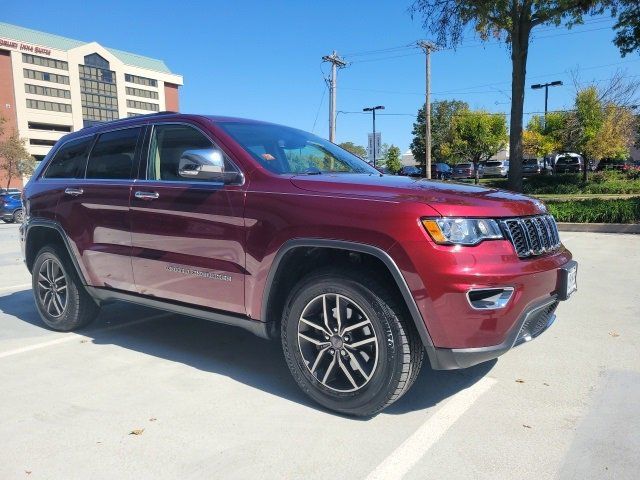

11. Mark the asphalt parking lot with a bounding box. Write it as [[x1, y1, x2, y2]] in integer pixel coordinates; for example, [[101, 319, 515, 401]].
[[0, 221, 638, 480]]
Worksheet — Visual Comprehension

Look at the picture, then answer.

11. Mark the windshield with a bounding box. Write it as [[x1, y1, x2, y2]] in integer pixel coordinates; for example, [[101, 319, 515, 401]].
[[218, 122, 379, 175], [485, 161, 502, 167], [557, 156, 579, 164], [523, 158, 538, 165]]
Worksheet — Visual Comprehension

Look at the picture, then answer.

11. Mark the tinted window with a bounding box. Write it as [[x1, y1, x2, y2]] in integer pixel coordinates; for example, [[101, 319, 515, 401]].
[[44, 137, 93, 179], [86, 128, 141, 179], [147, 124, 238, 182], [523, 158, 538, 165], [486, 161, 502, 167]]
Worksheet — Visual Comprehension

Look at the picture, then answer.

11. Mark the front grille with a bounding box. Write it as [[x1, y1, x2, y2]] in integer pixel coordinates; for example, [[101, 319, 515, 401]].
[[515, 301, 558, 346], [500, 215, 561, 258]]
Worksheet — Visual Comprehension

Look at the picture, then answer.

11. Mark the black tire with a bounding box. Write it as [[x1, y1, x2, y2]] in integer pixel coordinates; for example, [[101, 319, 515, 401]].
[[281, 268, 424, 416], [32, 246, 100, 331], [2, 218, 14, 223], [13, 209, 24, 223]]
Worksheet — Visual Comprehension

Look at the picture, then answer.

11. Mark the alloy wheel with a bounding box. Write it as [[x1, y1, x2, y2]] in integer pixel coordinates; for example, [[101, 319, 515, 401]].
[[37, 258, 68, 318], [297, 293, 379, 393]]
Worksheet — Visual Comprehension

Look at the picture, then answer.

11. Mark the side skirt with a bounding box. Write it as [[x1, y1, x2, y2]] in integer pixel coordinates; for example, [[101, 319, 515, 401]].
[[86, 287, 271, 340]]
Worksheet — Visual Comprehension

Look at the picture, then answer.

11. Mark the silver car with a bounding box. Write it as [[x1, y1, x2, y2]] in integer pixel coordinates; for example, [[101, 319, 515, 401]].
[[482, 160, 509, 178]]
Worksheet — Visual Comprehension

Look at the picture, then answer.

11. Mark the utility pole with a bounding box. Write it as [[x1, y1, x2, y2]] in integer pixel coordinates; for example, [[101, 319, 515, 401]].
[[418, 41, 437, 179], [322, 51, 347, 143]]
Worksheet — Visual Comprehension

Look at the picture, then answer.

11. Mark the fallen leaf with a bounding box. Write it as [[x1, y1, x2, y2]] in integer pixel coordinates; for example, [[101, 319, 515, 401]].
[[149, 417, 157, 422], [80, 339, 88, 343], [129, 429, 144, 436], [543, 383, 550, 386], [609, 331, 620, 337], [25, 472, 32, 476], [522, 424, 532, 429], [515, 379, 525, 383]]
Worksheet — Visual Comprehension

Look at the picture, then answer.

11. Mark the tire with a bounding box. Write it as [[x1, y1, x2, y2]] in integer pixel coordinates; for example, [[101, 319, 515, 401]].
[[13, 209, 24, 223], [32, 246, 100, 331], [281, 268, 424, 416]]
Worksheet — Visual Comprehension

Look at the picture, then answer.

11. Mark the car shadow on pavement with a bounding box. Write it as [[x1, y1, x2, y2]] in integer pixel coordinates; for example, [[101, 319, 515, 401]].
[[0, 290, 496, 418]]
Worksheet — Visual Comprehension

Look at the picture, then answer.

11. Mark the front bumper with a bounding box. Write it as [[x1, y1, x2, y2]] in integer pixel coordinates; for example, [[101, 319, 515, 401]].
[[428, 295, 559, 369]]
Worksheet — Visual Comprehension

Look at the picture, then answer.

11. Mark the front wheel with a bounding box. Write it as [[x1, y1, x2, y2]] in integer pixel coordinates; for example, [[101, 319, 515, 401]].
[[32, 246, 100, 331], [281, 269, 424, 416], [13, 209, 24, 223]]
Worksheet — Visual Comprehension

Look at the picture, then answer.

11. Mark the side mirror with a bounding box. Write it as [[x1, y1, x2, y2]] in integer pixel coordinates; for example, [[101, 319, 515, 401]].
[[178, 149, 225, 181]]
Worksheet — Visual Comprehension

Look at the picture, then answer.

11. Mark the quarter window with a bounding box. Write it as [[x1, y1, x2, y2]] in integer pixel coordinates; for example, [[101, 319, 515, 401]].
[[86, 128, 141, 180], [44, 137, 93, 179], [147, 124, 238, 182]]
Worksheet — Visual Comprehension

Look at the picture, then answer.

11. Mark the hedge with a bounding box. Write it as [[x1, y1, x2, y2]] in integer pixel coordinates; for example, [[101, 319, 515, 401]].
[[546, 197, 640, 223], [483, 171, 640, 195]]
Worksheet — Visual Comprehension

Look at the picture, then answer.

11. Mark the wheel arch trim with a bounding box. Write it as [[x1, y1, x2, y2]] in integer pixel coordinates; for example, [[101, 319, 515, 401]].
[[261, 238, 435, 349]]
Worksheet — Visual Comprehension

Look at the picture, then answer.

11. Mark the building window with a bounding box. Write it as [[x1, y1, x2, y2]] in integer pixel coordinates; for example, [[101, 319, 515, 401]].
[[126, 86, 159, 100], [26, 99, 72, 113], [127, 112, 143, 117], [28, 122, 72, 132], [23, 68, 70, 85], [25, 84, 71, 99], [29, 139, 57, 146], [125, 73, 157, 87], [79, 63, 118, 125], [83, 53, 110, 70], [22, 53, 68, 70], [126, 99, 159, 111]]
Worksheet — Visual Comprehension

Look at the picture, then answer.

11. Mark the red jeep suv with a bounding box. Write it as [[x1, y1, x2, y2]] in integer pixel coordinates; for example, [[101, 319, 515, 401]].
[[20, 112, 577, 416]]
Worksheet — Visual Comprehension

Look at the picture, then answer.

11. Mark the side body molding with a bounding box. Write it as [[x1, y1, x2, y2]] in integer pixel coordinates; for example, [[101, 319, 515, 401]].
[[261, 239, 436, 351]]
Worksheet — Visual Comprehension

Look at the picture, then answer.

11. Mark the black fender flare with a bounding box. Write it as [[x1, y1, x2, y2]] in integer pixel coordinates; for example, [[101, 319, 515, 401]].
[[261, 238, 436, 350]]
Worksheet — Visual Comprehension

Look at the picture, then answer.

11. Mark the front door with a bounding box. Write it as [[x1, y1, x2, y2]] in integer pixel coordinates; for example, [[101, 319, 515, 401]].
[[130, 122, 246, 315], [56, 127, 142, 291]]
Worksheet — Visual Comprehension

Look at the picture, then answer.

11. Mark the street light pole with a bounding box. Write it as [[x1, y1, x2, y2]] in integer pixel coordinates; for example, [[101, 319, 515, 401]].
[[531, 80, 563, 128], [363, 105, 385, 167]]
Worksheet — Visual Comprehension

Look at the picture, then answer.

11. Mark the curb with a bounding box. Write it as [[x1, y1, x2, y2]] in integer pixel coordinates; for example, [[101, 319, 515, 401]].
[[557, 223, 640, 234]]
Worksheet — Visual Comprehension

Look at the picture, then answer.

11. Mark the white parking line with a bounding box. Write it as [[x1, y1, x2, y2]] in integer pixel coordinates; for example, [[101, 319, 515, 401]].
[[366, 377, 496, 480], [0, 312, 171, 359], [0, 283, 31, 293]]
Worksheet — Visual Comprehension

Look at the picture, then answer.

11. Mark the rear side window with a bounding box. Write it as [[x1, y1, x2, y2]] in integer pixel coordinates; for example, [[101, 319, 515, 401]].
[[44, 137, 93, 179], [86, 128, 141, 179]]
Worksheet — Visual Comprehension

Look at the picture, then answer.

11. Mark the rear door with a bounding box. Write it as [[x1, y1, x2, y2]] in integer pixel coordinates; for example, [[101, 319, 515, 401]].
[[129, 122, 246, 314], [56, 126, 142, 291]]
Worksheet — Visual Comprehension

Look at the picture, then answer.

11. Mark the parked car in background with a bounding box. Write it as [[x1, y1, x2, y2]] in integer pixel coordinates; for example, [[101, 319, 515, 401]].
[[522, 157, 544, 176], [554, 153, 584, 174], [0, 188, 21, 195], [0, 193, 23, 223], [398, 165, 422, 177], [451, 162, 483, 180], [19, 112, 577, 416], [482, 160, 509, 178], [596, 158, 631, 171], [431, 162, 452, 180]]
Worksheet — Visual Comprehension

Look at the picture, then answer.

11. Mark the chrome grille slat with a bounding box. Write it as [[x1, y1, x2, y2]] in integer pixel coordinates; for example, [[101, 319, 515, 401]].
[[500, 215, 561, 258]]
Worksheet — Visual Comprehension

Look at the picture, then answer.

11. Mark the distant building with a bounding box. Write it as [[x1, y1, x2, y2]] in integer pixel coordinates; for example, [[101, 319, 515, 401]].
[[401, 150, 415, 166], [0, 22, 183, 188]]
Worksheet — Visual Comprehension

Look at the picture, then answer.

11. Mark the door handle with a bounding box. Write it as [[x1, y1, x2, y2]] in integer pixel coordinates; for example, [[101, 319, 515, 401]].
[[64, 187, 84, 196], [135, 191, 159, 200]]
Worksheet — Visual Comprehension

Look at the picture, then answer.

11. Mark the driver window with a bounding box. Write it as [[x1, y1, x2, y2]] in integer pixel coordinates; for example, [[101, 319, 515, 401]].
[[147, 124, 237, 181], [283, 143, 350, 173]]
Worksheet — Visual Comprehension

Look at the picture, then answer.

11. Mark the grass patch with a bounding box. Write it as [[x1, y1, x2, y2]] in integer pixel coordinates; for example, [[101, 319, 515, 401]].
[[546, 197, 640, 223]]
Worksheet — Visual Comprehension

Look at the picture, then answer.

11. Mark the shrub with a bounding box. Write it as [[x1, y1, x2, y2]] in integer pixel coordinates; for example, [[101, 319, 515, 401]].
[[483, 172, 640, 194], [546, 197, 640, 223]]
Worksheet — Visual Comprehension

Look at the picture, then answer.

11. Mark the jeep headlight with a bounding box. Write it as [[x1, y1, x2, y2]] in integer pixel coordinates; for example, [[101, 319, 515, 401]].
[[422, 218, 503, 246]]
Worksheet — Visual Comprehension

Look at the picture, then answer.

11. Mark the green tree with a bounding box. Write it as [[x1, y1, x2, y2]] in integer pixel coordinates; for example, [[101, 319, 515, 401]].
[[338, 141, 367, 159], [0, 131, 36, 189], [444, 110, 508, 184], [613, 0, 640, 56], [384, 145, 403, 173], [410, 100, 469, 165], [523, 112, 568, 157], [410, 0, 611, 192]]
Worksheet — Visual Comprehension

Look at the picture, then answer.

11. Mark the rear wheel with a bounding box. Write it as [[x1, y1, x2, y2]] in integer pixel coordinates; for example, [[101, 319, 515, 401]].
[[13, 209, 24, 223], [281, 268, 424, 416], [32, 246, 100, 331]]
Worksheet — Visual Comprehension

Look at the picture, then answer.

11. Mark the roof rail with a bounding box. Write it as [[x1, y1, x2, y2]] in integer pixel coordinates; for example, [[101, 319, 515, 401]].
[[79, 111, 179, 130]]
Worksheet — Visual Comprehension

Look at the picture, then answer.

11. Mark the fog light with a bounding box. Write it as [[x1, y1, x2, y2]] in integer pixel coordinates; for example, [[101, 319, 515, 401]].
[[467, 288, 514, 310]]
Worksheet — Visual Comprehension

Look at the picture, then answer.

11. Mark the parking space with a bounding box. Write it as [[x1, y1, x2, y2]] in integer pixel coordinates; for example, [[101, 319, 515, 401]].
[[0, 222, 638, 479]]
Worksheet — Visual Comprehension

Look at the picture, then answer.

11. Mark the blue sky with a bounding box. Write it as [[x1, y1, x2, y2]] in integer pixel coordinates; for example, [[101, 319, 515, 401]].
[[4, 0, 639, 153]]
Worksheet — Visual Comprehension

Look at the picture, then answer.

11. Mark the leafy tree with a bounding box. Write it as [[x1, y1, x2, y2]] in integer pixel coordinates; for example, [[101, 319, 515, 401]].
[[523, 112, 567, 157], [410, 0, 611, 192], [384, 145, 403, 173], [444, 110, 508, 184], [338, 141, 367, 159], [0, 131, 36, 189], [613, 0, 640, 56], [410, 100, 469, 165]]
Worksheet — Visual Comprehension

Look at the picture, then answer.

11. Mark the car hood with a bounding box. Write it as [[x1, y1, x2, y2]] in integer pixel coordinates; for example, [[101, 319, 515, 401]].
[[290, 174, 545, 217]]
